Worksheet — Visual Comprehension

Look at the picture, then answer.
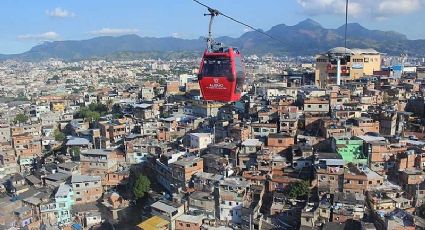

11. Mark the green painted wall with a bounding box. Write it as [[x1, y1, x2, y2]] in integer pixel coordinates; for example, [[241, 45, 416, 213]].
[[335, 139, 367, 164]]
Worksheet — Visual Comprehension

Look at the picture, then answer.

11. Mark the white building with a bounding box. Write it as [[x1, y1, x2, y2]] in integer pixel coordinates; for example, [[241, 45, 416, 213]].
[[151, 201, 184, 229], [219, 177, 251, 224], [179, 74, 196, 86], [30, 105, 50, 118], [190, 133, 213, 150]]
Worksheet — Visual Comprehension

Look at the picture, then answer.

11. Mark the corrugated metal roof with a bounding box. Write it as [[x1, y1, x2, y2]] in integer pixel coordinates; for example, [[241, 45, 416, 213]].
[[137, 216, 169, 229]]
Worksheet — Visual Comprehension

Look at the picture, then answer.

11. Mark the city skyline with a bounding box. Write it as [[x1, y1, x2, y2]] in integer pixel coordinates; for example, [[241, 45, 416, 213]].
[[1, 0, 425, 54]]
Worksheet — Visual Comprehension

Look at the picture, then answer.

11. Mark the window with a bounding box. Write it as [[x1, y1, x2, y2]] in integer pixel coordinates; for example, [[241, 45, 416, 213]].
[[186, 224, 190, 227], [307, 105, 311, 108], [85, 183, 89, 186], [76, 198, 82, 201], [278, 139, 283, 144], [318, 105, 322, 108], [234, 56, 245, 93], [76, 184, 80, 188], [201, 57, 232, 78], [358, 181, 364, 185]]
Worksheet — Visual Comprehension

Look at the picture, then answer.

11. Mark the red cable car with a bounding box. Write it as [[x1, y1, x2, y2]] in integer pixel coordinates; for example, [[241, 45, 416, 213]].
[[197, 8, 245, 102], [198, 47, 245, 102]]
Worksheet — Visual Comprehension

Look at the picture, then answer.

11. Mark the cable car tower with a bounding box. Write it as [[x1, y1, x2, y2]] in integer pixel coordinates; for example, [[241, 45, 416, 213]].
[[328, 0, 350, 86]]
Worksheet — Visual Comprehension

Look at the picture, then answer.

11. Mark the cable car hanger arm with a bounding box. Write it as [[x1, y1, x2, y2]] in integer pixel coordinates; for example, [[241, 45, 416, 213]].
[[192, 0, 286, 45], [205, 8, 220, 52]]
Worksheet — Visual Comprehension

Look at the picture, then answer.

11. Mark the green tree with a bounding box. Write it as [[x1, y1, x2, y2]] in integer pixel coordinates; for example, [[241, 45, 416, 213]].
[[76, 105, 102, 122], [54, 130, 66, 142], [288, 180, 310, 199], [65, 79, 74, 84], [158, 78, 166, 85], [111, 104, 122, 115], [133, 175, 151, 200], [85, 111, 101, 122], [88, 103, 108, 115], [70, 146, 81, 156], [14, 113, 28, 124]]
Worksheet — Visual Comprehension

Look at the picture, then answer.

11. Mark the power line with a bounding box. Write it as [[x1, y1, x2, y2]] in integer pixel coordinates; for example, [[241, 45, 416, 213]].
[[192, 0, 286, 44]]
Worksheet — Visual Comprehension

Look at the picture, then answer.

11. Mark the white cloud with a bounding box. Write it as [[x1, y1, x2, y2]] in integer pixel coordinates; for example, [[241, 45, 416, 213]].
[[90, 28, 139, 36], [171, 32, 183, 38], [46, 7, 75, 18], [17, 31, 59, 41], [243, 28, 253, 32], [378, 0, 422, 14], [297, 0, 424, 18]]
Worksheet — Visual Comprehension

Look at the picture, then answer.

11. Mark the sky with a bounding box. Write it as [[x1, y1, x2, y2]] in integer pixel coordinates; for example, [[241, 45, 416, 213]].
[[1, 0, 424, 54]]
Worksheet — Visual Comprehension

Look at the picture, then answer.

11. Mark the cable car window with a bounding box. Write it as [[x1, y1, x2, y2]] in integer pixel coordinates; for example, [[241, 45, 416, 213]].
[[201, 58, 231, 78], [234, 57, 244, 93]]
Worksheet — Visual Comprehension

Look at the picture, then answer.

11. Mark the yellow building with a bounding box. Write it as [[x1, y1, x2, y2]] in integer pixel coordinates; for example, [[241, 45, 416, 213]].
[[50, 101, 66, 112], [137, 216, 170, 230], [315, 47, 381, 87]]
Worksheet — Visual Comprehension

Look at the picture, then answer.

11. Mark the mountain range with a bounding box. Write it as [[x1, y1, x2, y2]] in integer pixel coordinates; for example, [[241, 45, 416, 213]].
[[2, 19, 425, 61]]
